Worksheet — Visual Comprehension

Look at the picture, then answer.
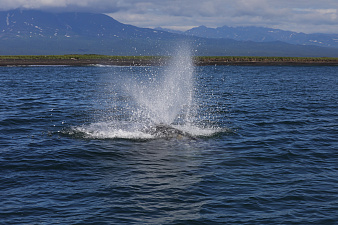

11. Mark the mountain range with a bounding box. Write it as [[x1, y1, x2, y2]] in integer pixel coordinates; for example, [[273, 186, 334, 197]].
[[1, 9, 338, 57], [156, 26, 338, 49]]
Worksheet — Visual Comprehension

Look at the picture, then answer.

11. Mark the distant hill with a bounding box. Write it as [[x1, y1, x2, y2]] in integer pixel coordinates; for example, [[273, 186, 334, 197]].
[[158, 25, 338, 49], [1, 9, 338, 57], [0, 9, 182, 40], [0, 9, 184, 55], [154, 27, 184, 34]]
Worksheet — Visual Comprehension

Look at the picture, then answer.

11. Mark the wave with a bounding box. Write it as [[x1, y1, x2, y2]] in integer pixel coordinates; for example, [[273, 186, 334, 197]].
[[64, 122, 225, 140]]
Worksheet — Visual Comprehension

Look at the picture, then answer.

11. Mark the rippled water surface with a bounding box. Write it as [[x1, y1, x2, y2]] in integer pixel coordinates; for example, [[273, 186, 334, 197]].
[[1, 65, 337, 224]]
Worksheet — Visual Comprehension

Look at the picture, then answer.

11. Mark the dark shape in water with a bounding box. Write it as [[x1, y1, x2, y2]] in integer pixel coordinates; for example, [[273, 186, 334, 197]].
[[146, 124, 196, 139]]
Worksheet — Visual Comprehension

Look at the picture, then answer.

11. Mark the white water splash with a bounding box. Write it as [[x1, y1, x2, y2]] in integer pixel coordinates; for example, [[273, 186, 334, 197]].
[[127, 44, 195, 125], [71, 44, 223, 139]]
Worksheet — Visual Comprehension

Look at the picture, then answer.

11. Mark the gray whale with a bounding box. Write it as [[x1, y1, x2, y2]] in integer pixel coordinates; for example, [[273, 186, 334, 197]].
[[146, 124, 195, 139]]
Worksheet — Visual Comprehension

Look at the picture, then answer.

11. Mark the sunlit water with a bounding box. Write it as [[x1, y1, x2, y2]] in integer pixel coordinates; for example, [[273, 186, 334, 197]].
[[1, 64, 337, 224]]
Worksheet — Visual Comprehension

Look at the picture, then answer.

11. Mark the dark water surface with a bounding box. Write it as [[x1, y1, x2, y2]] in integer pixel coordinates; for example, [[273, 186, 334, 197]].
[[1, 65, 337, 224]]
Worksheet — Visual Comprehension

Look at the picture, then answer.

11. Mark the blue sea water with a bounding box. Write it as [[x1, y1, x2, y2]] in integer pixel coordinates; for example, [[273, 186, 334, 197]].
[[0, 64, 337, 224]]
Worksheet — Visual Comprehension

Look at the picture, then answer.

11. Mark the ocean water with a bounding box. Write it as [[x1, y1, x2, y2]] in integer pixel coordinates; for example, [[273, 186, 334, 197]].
[[1, 64, 337, 224]]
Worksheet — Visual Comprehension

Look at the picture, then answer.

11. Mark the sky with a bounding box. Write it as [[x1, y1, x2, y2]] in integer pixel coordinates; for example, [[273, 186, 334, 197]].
[[0, 0, 337, 34]]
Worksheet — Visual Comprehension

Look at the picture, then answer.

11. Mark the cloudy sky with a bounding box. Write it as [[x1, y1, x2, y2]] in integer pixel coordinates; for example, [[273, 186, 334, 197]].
[[0, 0, 337, 34]]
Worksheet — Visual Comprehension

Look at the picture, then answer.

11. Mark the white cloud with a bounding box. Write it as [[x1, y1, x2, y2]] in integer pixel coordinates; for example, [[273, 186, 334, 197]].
[[0, 0, 337, 33], [0, 0, 125, 12]]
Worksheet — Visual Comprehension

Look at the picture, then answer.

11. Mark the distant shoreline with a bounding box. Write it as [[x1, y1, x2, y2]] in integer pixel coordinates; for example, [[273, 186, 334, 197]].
[[1, 55, 337, 66]]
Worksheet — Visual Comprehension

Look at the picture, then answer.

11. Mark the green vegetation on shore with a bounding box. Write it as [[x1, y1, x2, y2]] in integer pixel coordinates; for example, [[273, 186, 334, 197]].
[[195, 56, 338, 63], [0, 54, 337, 62], [0, 54, 337, 67], [0, 54, 159, 60]]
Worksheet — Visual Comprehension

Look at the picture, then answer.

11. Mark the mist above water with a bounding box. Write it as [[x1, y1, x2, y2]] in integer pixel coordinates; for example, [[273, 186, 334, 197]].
[[73, 44, 221, 139], [128, 44, 195, 126]]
